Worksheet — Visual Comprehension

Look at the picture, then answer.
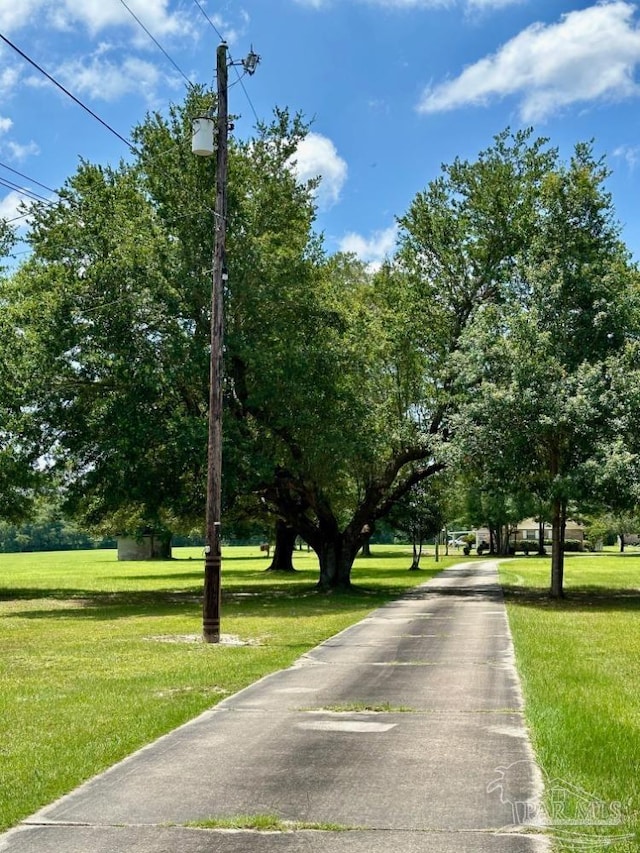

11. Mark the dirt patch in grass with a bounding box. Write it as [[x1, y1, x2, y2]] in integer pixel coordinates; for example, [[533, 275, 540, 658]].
[[145, 634, 263, 646]]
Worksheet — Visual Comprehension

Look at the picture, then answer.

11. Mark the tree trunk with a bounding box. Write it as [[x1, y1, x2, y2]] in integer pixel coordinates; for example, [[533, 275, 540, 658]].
[[316, 533, 358, 591], [410, 535, 423, 570], [155, 532, 172, 559], [266, 520, 297, 572], [359, 523, 374, 557], [538, 519, 546, 556], [550, 497, 567, 598], [620, 533, 625, 553], [498, 525, 511, 556]]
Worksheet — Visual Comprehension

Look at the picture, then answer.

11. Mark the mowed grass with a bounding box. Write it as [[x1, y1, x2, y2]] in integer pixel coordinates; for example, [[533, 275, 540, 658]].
[[500, 554, 640, 851], [0, 544, 460, 831]]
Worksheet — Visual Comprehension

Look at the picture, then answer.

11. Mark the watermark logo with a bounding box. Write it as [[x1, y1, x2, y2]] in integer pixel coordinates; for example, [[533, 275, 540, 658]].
[[487, 761, 635, 849]]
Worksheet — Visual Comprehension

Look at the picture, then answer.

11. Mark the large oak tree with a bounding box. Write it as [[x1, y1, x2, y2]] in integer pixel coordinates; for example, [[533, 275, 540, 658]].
[[454, 142, 640, 595]]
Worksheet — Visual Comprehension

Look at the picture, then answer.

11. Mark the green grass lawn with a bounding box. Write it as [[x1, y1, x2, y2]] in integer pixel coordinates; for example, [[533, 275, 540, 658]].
[[9, 544, 635, 847], [500, 554, 640, 851], [0, 544, 458, 831]]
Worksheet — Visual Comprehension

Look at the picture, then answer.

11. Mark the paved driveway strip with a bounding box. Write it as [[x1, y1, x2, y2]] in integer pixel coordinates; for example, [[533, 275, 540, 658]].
[[1, 560, 549, 852]]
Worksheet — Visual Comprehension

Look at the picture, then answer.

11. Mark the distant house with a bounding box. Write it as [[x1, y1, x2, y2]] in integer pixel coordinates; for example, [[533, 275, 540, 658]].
[[475, 518, 585, 548], [514, 517, 585, 543]]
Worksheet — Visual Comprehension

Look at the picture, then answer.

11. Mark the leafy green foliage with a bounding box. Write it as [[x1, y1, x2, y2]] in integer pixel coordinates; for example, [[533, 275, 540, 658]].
[[388, 478, 447, 567], [0, 224, 40, 524], [3, 94, 326, 538], [0, 497, 115, 552], [452, 134, 640, 592]]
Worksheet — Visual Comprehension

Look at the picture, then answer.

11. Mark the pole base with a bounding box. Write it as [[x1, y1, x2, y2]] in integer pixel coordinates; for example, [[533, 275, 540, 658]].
[[202, 620, 220, 643], [203, 551, 221, 643]]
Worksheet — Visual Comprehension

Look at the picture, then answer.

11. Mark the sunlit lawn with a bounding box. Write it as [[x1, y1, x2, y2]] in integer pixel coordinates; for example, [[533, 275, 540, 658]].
[[0, 544, 460, 831], [500, 553, 640, 851]]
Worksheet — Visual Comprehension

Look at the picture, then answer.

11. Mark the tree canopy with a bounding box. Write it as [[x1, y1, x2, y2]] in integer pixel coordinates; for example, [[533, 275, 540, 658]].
[[4, 109, 640, 598], [453, 139, 640, 594]]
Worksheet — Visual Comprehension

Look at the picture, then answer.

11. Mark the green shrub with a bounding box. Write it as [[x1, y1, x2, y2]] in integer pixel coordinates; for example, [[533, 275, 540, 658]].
[[513, 538, 589, 553], [562, 539, 584, 552], [513, 540, 540, 554]]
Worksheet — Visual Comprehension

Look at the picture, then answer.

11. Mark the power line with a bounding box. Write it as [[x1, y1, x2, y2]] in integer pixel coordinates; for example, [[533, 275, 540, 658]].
[[116, 0, 194, 90], [6, 212, 32, 224], [0, 176, 55, 207], [189, 0, 261, 126], [235, 71, 260, 126], [0, 33, 134, 152], [0, 159, 216, 228], [190, 0, 225, 42], [0, 161, 58, 196], [0, 126, 216, 233]]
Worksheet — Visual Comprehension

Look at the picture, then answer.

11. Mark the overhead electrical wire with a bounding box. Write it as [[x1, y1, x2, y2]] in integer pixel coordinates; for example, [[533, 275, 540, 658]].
[[0, 176, 54, 207], [189, 0, 261, 126], [190, 0, 225, 42], [0, 13, 260, 234], [0, 158, 215, 228], [0, 16, 232, 252], [6, 213, 32, 224], [0, 161, 57, 220], [0, 161, 58, 197], [115, 0, 194, 90], [0, 33, 135, 152], [234, 76, 260, 126]]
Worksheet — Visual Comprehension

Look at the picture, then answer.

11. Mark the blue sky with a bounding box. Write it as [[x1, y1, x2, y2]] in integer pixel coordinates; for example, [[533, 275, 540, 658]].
[[1, 0, 640, 267]]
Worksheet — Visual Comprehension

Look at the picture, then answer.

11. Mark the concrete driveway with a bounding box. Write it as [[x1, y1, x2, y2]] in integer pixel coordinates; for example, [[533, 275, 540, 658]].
[[0, 560, 549, 852]]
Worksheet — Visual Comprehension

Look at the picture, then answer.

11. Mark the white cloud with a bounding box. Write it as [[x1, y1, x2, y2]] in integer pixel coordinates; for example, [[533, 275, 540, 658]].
[[418, 1, 640, 121], [365, 0, 451, 6], [0, 119, 38, 168], [294, 0, 520, 8], [291, 133, 348, 209], [339, 225, 398, 270], [0, 65, 21, 97], [0, 0, 193, 38], [6, 141, 40, 161], [0, 190, 28, 222], [54, 54, 172, 104], [614, 143, 640, 171], [0, 1, 44, 34], [321, 0, 452, 7], [467, 0, 523, 9]]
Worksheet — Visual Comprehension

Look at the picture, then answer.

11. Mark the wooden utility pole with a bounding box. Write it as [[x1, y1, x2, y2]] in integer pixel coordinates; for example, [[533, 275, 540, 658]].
[[203, 41, 228, 643]]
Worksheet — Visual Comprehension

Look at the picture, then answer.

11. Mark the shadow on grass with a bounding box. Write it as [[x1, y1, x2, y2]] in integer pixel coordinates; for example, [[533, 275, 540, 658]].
[[0, 577, 422, 621], [0, 555, 454, 622], [117, 566, 314, 582], [0, 587, 202, 617], [503, 585, 640, 612], [170, 554, 275, 563], [105, 562, 447, 586]]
